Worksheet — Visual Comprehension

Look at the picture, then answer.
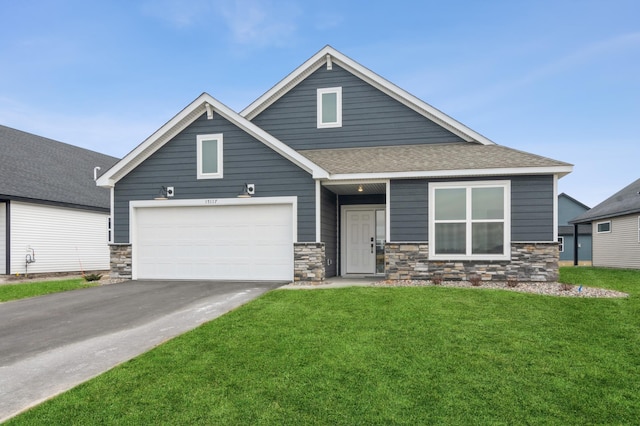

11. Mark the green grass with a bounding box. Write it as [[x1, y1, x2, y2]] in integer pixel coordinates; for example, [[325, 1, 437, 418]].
[[8, 267, 640, 424], [0, 279, 97, 302]]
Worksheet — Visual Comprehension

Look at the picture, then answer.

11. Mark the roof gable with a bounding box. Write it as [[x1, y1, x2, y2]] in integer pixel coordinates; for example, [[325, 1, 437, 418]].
[[241, 45, 495, 146], [571, 178, 640, 223], [97, 93, 328, 187], [0, 125, 117, 210]]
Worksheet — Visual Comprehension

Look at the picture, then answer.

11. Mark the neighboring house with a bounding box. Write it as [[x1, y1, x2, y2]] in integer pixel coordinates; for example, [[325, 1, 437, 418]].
[[97, 46, 573, 283], [571, 178, 640, 269], [0, 125, 118, 276], [557, 193, 592, 264]]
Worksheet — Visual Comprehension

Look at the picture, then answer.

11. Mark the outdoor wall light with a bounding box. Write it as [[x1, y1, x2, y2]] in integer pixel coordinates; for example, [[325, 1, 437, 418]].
[[357, 184, 364, 192], [154, 186, 168, 200], [237, 183, 252, 198]]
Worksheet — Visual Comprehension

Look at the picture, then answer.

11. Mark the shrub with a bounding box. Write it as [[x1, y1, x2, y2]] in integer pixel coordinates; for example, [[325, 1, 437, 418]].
[[507, 277, 518, 288], [84, 273, 103, 282], [431, 273, 443, 285], [560, 283, 573, 291], [469, 274, 482, 286]]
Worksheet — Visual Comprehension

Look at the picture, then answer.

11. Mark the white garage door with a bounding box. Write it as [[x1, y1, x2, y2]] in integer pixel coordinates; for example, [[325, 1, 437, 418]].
[[134, 203, 293, 281]]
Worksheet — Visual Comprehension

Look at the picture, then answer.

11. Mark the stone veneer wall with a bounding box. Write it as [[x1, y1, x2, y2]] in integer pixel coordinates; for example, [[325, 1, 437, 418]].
[[385, 242, 558, 282], [294, 242, 325, 282], [109, 244, 132, 282]]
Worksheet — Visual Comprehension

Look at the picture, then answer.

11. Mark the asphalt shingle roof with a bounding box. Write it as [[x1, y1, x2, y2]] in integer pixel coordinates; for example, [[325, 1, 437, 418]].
[[299, 143, 572, 175], [0, 125, 119, 210], [571, 177, 640, 223]]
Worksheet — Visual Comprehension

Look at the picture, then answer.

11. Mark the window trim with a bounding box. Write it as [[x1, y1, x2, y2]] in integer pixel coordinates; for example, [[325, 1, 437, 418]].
[[596, 221, 611, 234], [428, 180, 511, 261], [317, 87, 342, 128], [196, 134, 223, 179], [557, 236, 564, 253]]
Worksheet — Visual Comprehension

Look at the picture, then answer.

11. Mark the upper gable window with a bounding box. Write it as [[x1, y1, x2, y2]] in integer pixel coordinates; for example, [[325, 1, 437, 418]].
[[197, 134, 223, 179], [317, 87, 342, 128]]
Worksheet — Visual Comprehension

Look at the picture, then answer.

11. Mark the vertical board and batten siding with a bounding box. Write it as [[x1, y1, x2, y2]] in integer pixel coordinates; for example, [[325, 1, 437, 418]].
[[390, 175, 555, 242], [9, 201, 109, 274], [114, 113, 316, 243], [321, 187, 337, 277], [251, 64, 465, 150], [0, 202, 6, 273], [592, 214, 640, 269]]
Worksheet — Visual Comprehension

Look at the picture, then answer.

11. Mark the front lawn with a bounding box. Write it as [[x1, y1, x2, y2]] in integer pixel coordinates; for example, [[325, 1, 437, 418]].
[[0, 279, 97, 302], [8, 267, 640, 424]]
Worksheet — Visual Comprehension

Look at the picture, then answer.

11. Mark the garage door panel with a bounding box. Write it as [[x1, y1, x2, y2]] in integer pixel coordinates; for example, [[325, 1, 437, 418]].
[[135, 203, 293, 281]]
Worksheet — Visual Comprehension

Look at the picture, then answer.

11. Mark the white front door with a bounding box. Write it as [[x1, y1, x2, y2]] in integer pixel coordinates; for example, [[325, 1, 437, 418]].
[[345, 210, 376, 274]]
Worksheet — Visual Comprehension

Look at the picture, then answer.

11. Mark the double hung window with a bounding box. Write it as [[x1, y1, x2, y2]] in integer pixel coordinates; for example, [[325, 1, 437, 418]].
[[429, 181, 510, 260]]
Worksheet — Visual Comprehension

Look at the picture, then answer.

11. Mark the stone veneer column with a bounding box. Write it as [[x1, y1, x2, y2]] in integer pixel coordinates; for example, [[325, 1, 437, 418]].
[[293, 242, 325, 282], [384, 243, 429, 280], [109, 244, 132, 282]]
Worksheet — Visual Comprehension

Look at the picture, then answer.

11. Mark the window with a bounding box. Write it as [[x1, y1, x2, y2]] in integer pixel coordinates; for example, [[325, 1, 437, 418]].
[[317, 87, 342, 128], [558, 236, 564, 252], [429, 181, 510, 260], [197, 134, 223, 179], [596, 221, 611, 233]]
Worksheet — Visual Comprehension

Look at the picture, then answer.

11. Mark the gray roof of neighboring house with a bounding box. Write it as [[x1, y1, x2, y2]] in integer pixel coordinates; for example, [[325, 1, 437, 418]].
[[571, 178, 640, 224], [299, 143, 572, 175], [0, 125, 119, 210]]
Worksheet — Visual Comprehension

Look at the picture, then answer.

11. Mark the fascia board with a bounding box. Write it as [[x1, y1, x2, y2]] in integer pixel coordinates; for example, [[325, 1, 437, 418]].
[[96, 93, 328, 188], [325, 165, 574, 181], [96, 94, 209, 188], [241, 45, 495, 145]]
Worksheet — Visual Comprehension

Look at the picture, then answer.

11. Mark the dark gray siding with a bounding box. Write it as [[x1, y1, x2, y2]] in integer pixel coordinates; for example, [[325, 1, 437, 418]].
[[511, 175, 554, 241], [390, 175, 555, 242], [321, 187, 337, 277], [390, 180, 428, 241], [114, 113, 316, 243], [251, 64, 465, 150]]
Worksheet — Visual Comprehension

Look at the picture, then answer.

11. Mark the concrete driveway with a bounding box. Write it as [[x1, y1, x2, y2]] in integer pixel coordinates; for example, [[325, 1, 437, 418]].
[[0, 280, 282, 422]]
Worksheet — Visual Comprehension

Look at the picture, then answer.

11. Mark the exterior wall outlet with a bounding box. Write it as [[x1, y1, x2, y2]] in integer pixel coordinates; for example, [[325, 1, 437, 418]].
[[246, 184, 255, 195], [166, 186, 175, 197]]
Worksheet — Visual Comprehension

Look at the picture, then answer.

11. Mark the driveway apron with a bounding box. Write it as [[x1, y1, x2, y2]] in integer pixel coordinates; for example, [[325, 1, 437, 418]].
[[0, 280, 282, 422]]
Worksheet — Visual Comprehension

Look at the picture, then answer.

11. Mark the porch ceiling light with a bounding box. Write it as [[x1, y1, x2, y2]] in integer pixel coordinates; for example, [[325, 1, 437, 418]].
[[357, 184, 363, 192]]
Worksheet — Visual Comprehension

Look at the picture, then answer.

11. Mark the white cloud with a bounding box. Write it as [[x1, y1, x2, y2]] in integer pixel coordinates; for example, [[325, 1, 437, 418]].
[[215, 0, 301, 47]]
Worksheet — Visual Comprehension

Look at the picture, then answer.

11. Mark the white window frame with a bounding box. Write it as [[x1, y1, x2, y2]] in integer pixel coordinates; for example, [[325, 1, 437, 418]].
[[317, 87, 342, 128], [558, 236, 564, 253], [596, 221, 611, 234], [196, 134, 223, 179], [428, 180, 511, 261]]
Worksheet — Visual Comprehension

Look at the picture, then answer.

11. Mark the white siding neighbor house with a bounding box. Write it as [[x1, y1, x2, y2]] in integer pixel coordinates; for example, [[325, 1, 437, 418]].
[[571, 178, 640, 269], [0, 125, 118, 276]]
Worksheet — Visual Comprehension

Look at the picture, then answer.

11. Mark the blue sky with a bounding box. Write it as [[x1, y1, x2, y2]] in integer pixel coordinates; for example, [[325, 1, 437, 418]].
[[1, 0, 638, 207]]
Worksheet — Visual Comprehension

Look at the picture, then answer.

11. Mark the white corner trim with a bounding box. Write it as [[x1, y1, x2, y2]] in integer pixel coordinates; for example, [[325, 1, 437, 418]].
[[315, 180, 321, 242], [385, 180, 391, 243], [553, 174, 559, 241]]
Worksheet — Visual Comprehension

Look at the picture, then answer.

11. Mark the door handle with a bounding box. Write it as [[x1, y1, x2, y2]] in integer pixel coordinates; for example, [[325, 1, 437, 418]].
[[371, 243, 374, 253]]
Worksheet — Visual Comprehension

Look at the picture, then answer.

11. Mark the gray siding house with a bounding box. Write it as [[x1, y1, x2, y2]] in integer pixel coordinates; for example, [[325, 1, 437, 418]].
[[97, 46, 572, 282], [558, 193, 592, 264], [571, 178, 640, 269]]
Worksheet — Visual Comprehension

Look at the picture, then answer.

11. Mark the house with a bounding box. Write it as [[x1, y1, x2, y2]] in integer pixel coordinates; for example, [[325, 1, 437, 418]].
[[557, 193, 592, 265], [0, 125, 118, 276], [96, 46, 573, 283], [570, 178, 640, 269]]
